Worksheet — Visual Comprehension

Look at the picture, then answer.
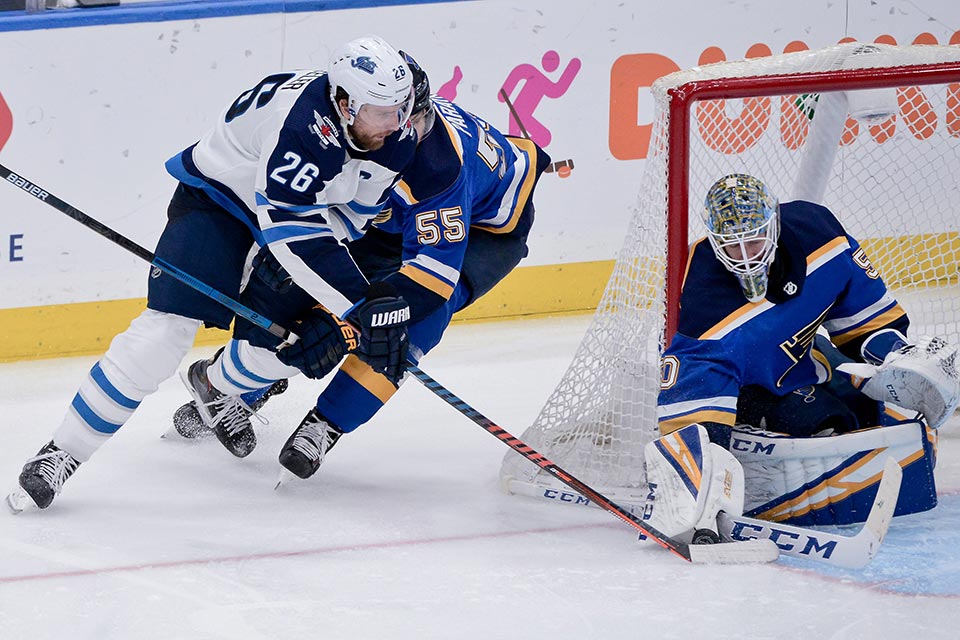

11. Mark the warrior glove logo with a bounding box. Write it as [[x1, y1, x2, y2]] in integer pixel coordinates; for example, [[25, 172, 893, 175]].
[[370, 307, 411, 327], [351, 56, 378, 75]]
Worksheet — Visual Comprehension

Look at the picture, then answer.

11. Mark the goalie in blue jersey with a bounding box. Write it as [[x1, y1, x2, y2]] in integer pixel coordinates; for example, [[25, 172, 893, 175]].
[[168, 52, 551, 482], [639, 174, 960, 542]]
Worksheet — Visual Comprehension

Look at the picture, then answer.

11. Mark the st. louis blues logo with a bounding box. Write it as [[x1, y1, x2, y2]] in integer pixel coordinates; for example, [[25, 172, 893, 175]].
[[351, 56, 378, 75]]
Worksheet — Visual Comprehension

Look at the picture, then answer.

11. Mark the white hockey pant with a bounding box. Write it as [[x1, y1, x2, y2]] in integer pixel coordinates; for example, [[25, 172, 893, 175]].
[[53, 309, 200, 461]]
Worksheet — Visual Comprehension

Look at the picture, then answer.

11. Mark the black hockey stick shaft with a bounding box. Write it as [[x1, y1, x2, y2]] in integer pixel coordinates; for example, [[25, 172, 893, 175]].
[[499, 89, 572, 175], [407, 366, 694, 562], [499, 89, 533, 140], [0, 163, 291, 341]]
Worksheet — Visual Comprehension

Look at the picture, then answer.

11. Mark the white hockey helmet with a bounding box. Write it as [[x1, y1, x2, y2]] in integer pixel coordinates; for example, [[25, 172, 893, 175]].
[[328, 35, 414, 136], [703, 174, 780, 303]]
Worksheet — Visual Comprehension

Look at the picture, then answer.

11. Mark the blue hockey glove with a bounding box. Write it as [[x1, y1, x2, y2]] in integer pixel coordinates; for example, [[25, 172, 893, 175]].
[[251, 248, 294, 293], [350, 282, 410, 385], [277, 306, 356, 379]]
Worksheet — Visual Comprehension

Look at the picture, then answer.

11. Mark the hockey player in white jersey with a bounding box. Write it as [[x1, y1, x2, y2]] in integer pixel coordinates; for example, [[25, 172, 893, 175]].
[[169, 52, 550, 481], [642, 174, 959, 541], [7, 35, 418, 512]]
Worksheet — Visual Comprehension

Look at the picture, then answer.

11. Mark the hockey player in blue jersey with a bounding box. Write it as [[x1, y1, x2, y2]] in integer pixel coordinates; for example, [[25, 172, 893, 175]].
[[8, 35, 419, 512], [170, 52, 551, 481], [638, 174, 959, 542]]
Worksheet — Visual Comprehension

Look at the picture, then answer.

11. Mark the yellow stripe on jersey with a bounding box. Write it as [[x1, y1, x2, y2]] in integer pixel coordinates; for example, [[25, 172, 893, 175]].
[[810, 346, 832, 382], [659, 409, 736, 435], [806, 236, 849, 270], [399, 264, 456, 300], [478, 137, 539, 235], [340, 355, 399, 403], [831, 303, 908, 346], [699, 299, 769, 340], [393, 180, 417, 206], [439, 111, 465, 164]]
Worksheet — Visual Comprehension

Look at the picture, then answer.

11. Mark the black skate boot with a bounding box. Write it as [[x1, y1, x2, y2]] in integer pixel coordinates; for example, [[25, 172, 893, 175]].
[[11, 441, 81, 510], [180, 358, 260, 458], [278, 409, 344, 479], [172, 378, 288, 439]]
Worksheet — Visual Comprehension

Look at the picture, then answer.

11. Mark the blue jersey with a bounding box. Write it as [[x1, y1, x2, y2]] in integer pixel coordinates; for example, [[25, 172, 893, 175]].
[[658, 200, 909, 433], [372, 96, 541, 319], [165, 70, 416, 315]]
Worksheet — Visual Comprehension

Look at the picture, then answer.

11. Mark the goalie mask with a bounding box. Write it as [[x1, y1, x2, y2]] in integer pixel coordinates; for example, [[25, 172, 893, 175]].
[[703, 174, 780, 303], [328, 35, 415, 151]]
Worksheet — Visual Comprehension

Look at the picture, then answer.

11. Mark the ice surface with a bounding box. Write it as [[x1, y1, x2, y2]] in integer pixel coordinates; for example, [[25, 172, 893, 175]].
[[1, 315, 958, 640]]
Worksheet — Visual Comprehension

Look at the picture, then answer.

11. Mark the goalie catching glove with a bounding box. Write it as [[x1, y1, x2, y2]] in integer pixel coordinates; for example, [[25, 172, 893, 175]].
[[639, 423, 745, 544], [350, 282, 411, 385], [837, 331, 960, 429]]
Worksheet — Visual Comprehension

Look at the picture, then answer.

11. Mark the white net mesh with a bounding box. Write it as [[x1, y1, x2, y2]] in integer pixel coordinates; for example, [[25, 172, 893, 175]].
[[501, 43, 960, 500]]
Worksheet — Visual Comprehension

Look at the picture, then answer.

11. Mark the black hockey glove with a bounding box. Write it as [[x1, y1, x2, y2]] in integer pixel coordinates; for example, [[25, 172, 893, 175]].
[[350, 282, 411, 385], [251, 248, 294, 293], [277, 306, 357, 380]]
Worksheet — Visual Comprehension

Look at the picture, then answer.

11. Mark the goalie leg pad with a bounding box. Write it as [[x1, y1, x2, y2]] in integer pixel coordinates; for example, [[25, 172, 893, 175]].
[[730, 420, 937, 525], [641, 424, 745, 542]]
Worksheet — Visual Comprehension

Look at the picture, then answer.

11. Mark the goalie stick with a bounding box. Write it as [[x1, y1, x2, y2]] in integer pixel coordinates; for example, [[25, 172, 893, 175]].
[[506, 456, 901, 568], [717, 456, 902, 569], [0, 164, 775, 563], [409, 368, 777, 564]]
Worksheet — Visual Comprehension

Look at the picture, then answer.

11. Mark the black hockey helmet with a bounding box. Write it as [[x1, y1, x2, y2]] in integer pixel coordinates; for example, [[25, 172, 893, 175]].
[[399, 50, 435, 139], [400, 50, 432, 114]]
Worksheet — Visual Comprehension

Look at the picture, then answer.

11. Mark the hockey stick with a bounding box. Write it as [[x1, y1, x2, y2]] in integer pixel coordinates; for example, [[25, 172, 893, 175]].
[[0, 163, 292, 342], [505, 456, 901, 568], [1, 163, 772, 561], [408, 367, 778, 564], [717, 456, 902, 569], [498, 89, 574, 176]]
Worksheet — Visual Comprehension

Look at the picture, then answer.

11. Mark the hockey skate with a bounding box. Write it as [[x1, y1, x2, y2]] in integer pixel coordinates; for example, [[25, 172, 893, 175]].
[[278, 409, 344, 480], [179, 358, 262, 458], [171, 378, 288, 439], [7, 441, 81, 513]]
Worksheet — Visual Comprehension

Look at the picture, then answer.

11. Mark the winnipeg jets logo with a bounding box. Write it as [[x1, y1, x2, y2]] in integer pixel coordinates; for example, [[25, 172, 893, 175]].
[[351, 56, 377, 75], [310, 111, 341, 148]]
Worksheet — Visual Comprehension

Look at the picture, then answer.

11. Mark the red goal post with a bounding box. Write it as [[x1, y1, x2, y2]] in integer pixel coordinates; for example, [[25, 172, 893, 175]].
[[501, 42, 960, 504]]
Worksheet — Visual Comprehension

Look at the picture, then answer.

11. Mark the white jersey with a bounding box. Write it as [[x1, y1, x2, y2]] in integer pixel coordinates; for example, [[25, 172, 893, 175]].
[[166, 70, 417, 314]]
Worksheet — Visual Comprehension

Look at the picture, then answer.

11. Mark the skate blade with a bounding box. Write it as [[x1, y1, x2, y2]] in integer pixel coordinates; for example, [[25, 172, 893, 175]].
[[275, 468, 299, 490], [160, 423, 214, 441], [6, 487, 32, 515]]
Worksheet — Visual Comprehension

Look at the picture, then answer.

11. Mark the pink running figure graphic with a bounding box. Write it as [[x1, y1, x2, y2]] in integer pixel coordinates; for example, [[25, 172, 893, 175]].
[[498, 50, 581, 148], [436, 65, 463, 102]]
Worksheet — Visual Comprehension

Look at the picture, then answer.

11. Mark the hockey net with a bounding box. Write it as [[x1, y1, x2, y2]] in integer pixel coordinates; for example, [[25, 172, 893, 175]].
[[501, 42, 960, 505]]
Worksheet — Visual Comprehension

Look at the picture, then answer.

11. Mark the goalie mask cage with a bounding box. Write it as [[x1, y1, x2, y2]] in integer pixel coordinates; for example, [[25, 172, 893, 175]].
[[500, 42, 960, 504]]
